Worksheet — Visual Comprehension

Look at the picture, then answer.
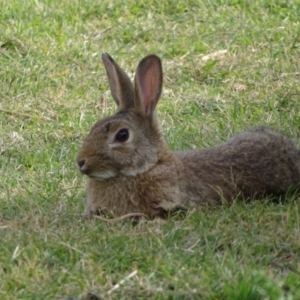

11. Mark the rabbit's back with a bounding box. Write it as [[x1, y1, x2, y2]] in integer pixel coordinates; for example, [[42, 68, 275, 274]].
[[177, 127, 300, 204]]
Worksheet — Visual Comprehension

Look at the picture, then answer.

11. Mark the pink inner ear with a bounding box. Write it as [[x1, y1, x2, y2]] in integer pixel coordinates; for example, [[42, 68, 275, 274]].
[[136, 56, 162, 115], [140, 69, 157, 113]]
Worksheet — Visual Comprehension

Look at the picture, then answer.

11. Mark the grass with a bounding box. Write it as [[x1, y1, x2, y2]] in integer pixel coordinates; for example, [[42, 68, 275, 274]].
[[1, 0, 300, 299]]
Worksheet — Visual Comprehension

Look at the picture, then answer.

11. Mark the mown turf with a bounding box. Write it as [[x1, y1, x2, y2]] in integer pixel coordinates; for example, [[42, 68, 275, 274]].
[[1, 0, 300, 299]]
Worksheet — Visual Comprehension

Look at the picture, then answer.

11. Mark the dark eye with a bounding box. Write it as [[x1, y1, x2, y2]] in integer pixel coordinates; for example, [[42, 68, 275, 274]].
[[115, 128, 129, 143]]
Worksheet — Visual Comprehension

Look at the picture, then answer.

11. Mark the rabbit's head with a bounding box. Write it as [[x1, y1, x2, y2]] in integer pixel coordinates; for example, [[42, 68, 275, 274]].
[[77, 53, 167, 180]]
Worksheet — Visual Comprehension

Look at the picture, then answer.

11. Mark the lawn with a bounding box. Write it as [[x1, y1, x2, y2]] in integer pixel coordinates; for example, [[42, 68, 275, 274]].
[[1, 0, 300, 299]]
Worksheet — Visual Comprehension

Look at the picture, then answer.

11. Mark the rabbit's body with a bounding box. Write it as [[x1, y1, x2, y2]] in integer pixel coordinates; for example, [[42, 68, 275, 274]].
[[77, 53, 300, 218], [177, 127, 300, 206]]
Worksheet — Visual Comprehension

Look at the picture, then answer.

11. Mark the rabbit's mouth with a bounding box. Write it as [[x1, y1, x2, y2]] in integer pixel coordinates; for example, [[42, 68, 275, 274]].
[[86, 170, 118, 180]]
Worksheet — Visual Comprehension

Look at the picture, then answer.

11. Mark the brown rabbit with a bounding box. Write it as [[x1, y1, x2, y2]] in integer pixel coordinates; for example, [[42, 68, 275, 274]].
[[77, 53, 300, 218]]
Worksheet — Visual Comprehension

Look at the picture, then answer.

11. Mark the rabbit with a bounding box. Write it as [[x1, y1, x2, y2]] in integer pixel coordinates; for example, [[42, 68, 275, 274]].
[[76, 53, 300, 219]]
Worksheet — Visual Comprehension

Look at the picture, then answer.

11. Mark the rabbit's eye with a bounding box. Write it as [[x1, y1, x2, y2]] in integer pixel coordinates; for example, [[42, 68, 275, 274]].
[[115, 128, 129, 143]]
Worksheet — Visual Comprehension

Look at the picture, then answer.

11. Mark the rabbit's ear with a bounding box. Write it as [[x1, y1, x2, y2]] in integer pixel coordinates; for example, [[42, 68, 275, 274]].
[[134, 55, 163, 116], [101, 53, 135, 110]]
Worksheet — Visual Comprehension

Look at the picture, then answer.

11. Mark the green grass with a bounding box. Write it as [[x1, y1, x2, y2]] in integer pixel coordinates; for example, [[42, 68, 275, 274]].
[[1, 0, 300, 299]]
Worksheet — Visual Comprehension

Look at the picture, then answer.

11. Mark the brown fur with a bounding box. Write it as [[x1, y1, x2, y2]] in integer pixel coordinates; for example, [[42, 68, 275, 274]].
[[77, 53, 300, 218]]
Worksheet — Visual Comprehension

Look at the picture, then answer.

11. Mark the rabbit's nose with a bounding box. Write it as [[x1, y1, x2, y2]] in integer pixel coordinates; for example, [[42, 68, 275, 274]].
[[77, 158, 90, 175], [78, 159, 86, 169]]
